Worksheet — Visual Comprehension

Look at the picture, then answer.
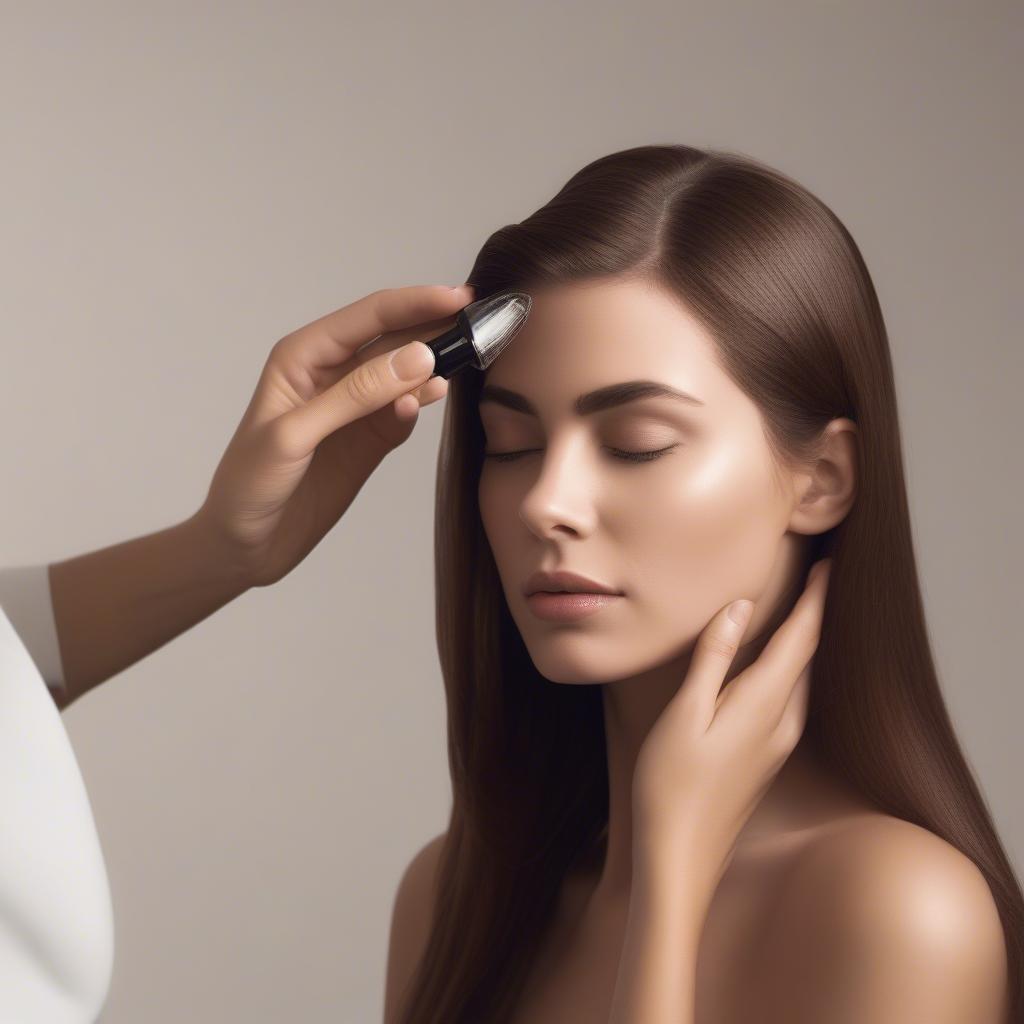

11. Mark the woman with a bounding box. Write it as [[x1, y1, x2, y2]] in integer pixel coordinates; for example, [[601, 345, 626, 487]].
[[383, 144, 1020, 1022]]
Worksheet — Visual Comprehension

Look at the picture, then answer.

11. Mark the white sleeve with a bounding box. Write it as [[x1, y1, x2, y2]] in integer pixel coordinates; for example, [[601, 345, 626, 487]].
[[0, 605, 115, 1021], [0, 565, 67, 700]]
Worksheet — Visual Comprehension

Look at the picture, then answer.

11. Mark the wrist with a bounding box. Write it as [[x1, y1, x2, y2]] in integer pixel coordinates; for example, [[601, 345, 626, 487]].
[[629, 859, 709, 953], [631, 831, 716, 931], [183, 508, 255, 595]]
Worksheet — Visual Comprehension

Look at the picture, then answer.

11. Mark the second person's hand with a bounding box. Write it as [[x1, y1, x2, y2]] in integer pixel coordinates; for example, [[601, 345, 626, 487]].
[[195, 283, 475, 588]]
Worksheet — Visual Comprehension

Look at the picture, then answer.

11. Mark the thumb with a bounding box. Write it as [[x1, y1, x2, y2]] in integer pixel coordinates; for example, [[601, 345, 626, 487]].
[[276, 341, 435, 456], [683, 599, 755, 730]]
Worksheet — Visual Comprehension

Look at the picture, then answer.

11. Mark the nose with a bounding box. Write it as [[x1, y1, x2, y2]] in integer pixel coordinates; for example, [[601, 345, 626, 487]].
[[517, 436, 600, 540]]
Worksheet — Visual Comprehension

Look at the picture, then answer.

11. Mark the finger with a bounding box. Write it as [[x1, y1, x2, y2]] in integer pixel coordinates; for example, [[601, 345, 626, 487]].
[[324, 309, 462, 385], [275, 283, 475, 372], [305, 312, 461, 402], [393, 392, 420, 423], [717, 558, 832, 729], [677, 597, 755, 731], [414, 375, 449, 407], [771, 659, 812, 754], [273, 341, 437, 458]]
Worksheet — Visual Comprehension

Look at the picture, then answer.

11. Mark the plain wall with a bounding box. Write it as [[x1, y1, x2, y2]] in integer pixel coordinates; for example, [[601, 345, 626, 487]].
[[1, 1, 1020, 1020]]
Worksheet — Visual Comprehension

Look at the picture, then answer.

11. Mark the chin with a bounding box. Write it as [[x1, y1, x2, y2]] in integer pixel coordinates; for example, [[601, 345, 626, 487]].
[[531, 659, 622, 686], [517, 629, 650, 686], [520, 618, 705, 688]]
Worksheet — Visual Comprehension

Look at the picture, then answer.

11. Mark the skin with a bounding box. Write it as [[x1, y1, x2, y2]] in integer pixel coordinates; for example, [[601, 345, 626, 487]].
[[477, 277, 859, 903], [607, 562, 831, 1022]]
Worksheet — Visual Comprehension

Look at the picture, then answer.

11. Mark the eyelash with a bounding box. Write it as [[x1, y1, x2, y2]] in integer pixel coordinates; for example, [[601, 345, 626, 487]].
[[483, 444, 679, 464]]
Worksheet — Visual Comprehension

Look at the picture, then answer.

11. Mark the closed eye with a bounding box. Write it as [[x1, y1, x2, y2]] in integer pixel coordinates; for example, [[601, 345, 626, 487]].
[[482, 444, 679, 464]]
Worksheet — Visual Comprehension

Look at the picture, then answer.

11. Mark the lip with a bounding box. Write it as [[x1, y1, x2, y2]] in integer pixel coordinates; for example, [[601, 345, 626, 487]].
[[526, 591, 624, 622], [523, 569, 623, 597]]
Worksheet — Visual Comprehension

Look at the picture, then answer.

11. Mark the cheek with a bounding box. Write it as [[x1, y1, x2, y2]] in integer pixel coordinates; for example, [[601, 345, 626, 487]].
[[621, 440, 783, 611], [478, 476, 517, 567], [479, 477, 533, 615], [478, 476, 504, 543]]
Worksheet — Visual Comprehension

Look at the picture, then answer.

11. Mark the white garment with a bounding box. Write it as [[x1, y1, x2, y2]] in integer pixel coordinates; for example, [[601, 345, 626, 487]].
[[0, 564, 114, 1023]]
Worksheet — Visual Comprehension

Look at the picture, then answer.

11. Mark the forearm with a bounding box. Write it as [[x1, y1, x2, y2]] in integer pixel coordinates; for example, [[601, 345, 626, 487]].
[[47, 512, 251, 709], [607, 848, 709, 1024]]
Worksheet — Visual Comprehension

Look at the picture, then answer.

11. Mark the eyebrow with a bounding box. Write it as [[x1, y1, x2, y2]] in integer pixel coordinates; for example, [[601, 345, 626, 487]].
[[478, 379, 706, 417]]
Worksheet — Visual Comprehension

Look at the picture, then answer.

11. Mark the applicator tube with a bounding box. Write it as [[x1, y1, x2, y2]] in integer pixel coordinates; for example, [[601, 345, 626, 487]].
[[422, 290, 533, 380]]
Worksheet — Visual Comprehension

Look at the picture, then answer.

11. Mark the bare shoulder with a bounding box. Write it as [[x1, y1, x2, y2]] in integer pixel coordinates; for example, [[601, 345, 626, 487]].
[[759, 814, 1010, 1024], [794, 814, 1007, 957], [393, 829, 448, 909], [383, 830, 448, 1024]]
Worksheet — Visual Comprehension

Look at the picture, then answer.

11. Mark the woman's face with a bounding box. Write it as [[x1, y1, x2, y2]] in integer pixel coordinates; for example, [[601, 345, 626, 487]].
[[477, 277, 806, 685]]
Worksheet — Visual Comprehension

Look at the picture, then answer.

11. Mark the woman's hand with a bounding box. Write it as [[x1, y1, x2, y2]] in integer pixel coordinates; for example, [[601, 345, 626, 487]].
[[194, 283, 474, 588], [630, 557, 833, 914]]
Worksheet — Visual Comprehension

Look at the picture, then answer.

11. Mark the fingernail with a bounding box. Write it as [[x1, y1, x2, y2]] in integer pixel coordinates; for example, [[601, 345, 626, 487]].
[[728, 599, 753, 627], [390, 341, 435, 381]]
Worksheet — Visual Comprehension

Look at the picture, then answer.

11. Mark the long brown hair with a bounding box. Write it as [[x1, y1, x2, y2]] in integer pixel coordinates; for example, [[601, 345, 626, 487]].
[[395, 144, 1022, 1022]]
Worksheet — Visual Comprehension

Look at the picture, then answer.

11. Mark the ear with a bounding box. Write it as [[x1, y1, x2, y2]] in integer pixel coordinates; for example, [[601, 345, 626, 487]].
[[787, 417, 858, 535]]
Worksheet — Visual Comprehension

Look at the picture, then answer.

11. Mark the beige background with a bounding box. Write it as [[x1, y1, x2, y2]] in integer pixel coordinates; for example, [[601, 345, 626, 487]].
[[1, 2, 1020, 1020]]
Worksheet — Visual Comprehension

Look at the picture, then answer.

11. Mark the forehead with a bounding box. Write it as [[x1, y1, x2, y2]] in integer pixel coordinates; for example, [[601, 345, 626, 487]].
[[480, 278, 729, 406]]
